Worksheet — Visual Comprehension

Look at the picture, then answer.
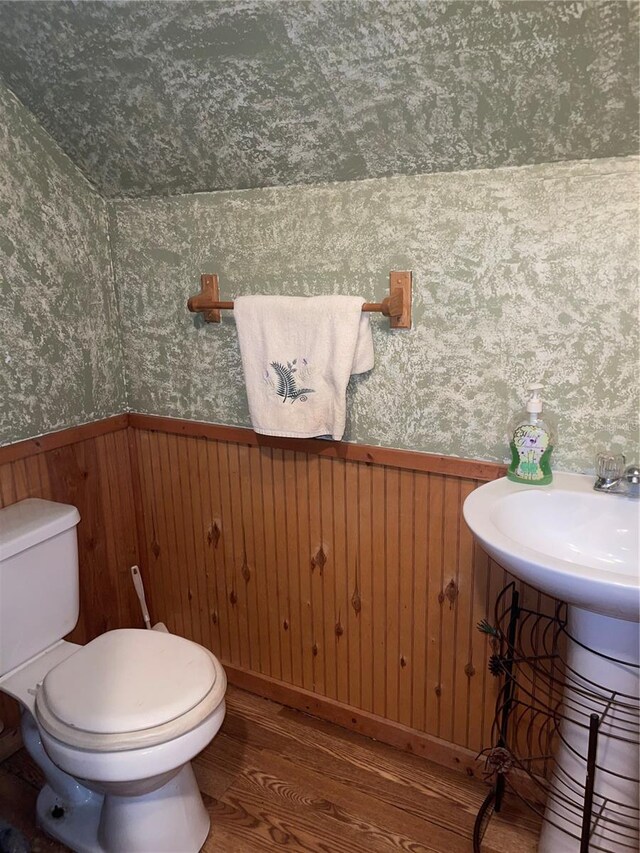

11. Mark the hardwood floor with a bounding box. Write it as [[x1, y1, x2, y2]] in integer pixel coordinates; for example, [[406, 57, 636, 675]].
[[0, 686, 541, 852]]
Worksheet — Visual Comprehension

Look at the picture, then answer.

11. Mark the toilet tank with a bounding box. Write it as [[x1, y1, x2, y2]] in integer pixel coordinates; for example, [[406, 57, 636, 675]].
[[0, 498, 81, 676]]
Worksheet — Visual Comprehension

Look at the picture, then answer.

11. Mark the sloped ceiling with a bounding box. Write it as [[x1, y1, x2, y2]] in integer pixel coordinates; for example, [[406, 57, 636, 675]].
[[0, 0, 637, 199]]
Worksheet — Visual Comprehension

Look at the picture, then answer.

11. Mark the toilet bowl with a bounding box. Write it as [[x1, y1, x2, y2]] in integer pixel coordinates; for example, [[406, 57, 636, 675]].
[[1, 628, 227, 853], [0, 498, 228, 853]]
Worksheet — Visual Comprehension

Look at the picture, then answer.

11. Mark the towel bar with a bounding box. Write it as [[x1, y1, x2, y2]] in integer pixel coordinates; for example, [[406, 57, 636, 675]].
[[187, 270, 412, 329]]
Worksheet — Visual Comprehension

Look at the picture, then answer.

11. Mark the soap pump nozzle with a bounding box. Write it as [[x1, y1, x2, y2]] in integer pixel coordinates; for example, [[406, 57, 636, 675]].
[[526, 383, 544, 420]]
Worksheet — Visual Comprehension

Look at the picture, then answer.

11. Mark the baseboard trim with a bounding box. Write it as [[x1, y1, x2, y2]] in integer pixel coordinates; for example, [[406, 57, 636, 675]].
[[224, 663, 482, 779]]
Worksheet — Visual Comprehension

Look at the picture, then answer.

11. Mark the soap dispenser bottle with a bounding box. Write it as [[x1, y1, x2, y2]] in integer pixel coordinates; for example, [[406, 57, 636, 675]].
[[507, 384, 555, 485]]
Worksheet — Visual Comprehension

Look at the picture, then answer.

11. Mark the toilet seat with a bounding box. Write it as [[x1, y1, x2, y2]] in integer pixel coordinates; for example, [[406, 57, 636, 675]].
[[35, 629, 226, 752]]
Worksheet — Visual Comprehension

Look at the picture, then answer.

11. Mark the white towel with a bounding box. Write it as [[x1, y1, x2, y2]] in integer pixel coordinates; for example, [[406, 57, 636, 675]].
[[234, 295, 374, 440]]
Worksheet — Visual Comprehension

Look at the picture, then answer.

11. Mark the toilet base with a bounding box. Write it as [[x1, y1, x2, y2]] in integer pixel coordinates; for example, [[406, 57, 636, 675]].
[[37, 764, 210, 853], [37, 784, 104, 853]]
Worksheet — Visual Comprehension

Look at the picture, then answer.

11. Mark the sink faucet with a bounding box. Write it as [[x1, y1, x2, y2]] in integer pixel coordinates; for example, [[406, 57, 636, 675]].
[[594, 453, 640, 499]]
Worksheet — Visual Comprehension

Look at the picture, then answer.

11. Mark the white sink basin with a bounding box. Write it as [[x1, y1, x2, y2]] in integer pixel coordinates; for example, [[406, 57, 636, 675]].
[[465, 472, 640, 852], [463, 472, 639, 621]]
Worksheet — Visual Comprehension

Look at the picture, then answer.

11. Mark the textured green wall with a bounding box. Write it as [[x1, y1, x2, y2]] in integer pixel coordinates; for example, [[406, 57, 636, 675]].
[[109, 156, 639, 472], [0, 0, 636, 198], [0, 82, 126, 445]]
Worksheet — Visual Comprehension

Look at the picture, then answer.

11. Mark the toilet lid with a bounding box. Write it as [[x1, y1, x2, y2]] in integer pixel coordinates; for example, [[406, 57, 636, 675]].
[[38, 629, 218, 735]]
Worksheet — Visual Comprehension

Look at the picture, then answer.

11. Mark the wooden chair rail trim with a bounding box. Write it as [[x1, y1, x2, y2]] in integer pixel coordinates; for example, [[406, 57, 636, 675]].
[[1, 411, 505, 481], [128, 413, 505, 481], [0, 414, 129, 465]]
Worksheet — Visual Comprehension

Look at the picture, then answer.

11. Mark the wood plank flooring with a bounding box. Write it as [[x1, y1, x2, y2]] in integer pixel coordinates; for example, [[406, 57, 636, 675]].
[[0, 687, 541, 852]]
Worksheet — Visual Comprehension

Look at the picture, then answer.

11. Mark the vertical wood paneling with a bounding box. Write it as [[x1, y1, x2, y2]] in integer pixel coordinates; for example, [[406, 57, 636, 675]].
[[357, 462, 373, 714], [0, 427, 141, 728], [384, 467, 400, 723], [48, 441, 113, 642], [236, 444, 260, 673], [200, 438, 222, 656], [224, 442, 250, 668], [283, 449, 303, 688], [135, 429, 169, 632], [331, 459, 349, 706], [468, 526, 491, 752], [185, 437, 210, 649], [93, 435, 120, 626], [260, 448, 282, 680], [453, 478, 477, 748], [371, 464, 387, 719], [208, 439, 232, 663], [155, 432, 186, 637], [193, 436, 217, 654], [167, 435, 188, 634], [247, 445, 270, 674], [307, 455, 325, 695], [270, 449, 292, 684], [398, 469, 415, 728], [345, 461, 360, 709], [36, 453, 52, 495], [440, 476, 460, 743], [486, 558, 510, 748], [0, 462, 16, 504], [294, 452, 314, 693], [426, 473, 444, 735], [319, 457, 337, 701], [411, 471, 429, 732], [93, 430, 140, 631], [1, 418, 557, 767]]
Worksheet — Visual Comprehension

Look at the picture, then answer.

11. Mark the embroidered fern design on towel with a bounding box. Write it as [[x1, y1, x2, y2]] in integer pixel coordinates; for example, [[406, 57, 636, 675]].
[[269, 360, 315, 404]]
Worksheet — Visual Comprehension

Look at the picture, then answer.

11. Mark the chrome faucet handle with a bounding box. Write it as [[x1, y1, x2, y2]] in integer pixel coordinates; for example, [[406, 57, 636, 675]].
[[596, 452, 626, 483], [624, 464, 640, 499], [624, 464, 640, 484]]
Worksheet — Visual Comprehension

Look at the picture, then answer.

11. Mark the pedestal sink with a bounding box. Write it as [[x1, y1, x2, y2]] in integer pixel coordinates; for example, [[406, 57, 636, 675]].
[[463, 473, 639, 852]]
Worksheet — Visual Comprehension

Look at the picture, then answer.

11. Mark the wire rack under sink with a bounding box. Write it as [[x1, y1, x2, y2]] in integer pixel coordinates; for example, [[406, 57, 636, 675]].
[[473, 582, 640, 853]]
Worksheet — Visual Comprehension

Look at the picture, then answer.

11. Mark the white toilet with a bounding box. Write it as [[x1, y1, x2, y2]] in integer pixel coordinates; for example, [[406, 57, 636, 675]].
[[0, 498, 227, 853]]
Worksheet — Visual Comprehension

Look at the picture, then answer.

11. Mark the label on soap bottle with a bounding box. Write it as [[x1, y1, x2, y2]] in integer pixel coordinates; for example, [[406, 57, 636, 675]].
[[508, 423, 553, 484]]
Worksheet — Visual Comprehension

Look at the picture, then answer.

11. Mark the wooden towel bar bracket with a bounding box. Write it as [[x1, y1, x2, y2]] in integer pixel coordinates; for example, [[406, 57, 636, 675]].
[[187, 270, 412, 329]]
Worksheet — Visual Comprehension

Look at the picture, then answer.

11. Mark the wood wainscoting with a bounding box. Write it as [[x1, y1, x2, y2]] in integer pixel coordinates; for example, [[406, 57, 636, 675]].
[[0, 417, 141, 727], [127, 414, 558, 775], [0, 415, 557, 776]]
